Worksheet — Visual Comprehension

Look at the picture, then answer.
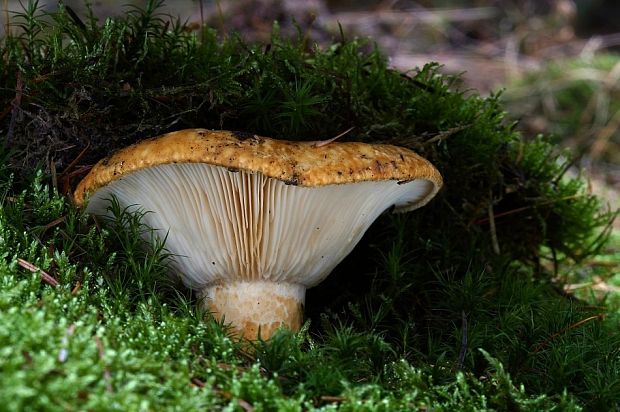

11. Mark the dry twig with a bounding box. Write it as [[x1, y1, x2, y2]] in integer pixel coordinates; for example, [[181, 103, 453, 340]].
[[17, 258, 60, 287], [533, 314, 606, 353], [320, 395, 346, 403], [313, 126, 355, 148], [71, 281, 82, 295]]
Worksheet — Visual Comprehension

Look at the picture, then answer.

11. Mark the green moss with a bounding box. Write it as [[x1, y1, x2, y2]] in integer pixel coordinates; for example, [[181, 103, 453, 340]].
[[0, 1, 617, 409]]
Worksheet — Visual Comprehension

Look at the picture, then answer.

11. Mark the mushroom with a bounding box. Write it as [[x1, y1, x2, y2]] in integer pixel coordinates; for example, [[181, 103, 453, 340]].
[[75, 129, 442, 339]]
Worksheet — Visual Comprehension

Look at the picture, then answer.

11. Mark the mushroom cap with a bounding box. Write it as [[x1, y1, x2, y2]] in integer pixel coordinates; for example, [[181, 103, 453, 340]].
[[74, 129, 442, 212]]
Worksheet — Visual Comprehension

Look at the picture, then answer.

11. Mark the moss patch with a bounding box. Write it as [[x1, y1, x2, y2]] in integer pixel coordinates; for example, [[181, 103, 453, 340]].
[[0, 1, 618, 409]]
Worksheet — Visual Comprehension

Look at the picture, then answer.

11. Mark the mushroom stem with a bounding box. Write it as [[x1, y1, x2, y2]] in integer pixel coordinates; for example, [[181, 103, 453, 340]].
[[201, 280, 305, 340]]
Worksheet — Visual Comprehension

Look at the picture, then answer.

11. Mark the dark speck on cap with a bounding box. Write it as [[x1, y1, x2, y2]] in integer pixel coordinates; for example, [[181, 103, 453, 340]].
[[232, 131, 255, 140]]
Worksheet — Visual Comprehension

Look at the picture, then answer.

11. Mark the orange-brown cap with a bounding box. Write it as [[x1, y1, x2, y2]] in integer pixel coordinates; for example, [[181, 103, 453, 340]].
[[74, 129, 442, 211]]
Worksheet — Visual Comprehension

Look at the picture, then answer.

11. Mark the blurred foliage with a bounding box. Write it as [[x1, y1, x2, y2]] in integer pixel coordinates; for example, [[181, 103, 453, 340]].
[[504, 53, 620, 165], [0, 1, 618, 409]]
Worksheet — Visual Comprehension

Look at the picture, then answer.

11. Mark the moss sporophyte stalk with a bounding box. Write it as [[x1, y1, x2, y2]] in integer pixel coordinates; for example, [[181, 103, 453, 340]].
[[0, 0, 617, 409]]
